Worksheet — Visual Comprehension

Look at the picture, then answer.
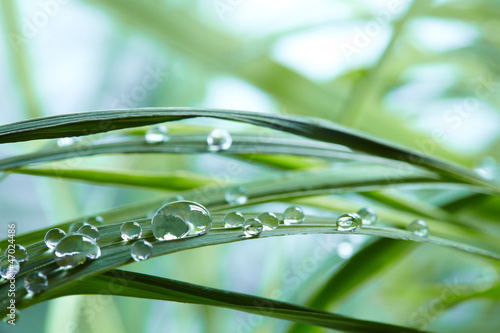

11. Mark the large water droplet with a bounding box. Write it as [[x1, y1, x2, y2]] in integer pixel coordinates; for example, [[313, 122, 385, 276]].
[[44, 228, 66, 249], [131, 240, 153, 261], [145, 125, 169, 143], [357, 207, 377, 226], [0, 257, 20, 279], [224, 212, 245, 228], [407, 219, 429, 237], [54, 234, 101, 269], [24, 271, 48, 295], [225, 186, 247, 205], [77, 224, 100, 241], [243, 218, 263, 237], [84, 216, 104, 227], [57, 137, 81, 147], [283, 206, 304, 225], [207, 129, 232, 151], [152, 201, 212, 240], [5, 244, 28, 263], [258, 212, 279, 230], [336, 213, 360, 232], [121, 221, 143, 240]]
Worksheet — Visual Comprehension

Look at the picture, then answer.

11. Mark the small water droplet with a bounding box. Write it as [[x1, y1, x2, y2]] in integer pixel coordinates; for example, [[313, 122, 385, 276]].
[[152, 201, 212, 240], [0, 257, 20, 279], [5, 244, 28, 263], [77, 224, 100, 241], [57, 137, 82, 147], [44, 228, 66, 249], [84, 216, 104, 227], [336, 213, 360, 232], [207, 129, 232, 151], [145, 125, 169, 143], [243, 218, 263, 237], [407, 219, 429, 237], [24, 271, 48, 294], [54, 234, 101, 269], [357, 207, 377, 226], [283, 206, 304, 225], [68, 222, 84, 233], [225, 186, 247, 205], [224, 212, 245, 228], [258, 212, 279, 230], [120, 221, 142, 240], [131, 240, 153, 261]]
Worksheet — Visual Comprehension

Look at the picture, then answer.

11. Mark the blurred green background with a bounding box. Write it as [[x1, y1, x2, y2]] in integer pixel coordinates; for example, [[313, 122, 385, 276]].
[[1, 0, 500, 332]]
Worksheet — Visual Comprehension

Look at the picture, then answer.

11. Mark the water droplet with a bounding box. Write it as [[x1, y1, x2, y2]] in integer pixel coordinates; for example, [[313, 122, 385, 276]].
[[336, 213, 360, 232], [0, 257, 20, 279], [407, 219, 429, 237], [357, 207, 377, 226], [131, 240, 153, 261], [243, 218, 263, 237], [5, 244, 28, 263], [44, 228, 66, 249], [225, 186, 247, 205], [84, 216, 104, 227], [54, 234, 101, 269], [152, 200, 212, 240], [474, 156, 498, 180], [337, 241, 354, 259], [258, 212, 279, 230], [224, 212, 245, 228], [24, 271, 48, 294], [77, 224, 100, 241], [145, 125, 169, 143], [207, 129, 232, 151], [68, 222, 84, 233], [283, 206, 304, 225], [120, 221, 142, 240], [57, 137, 81, 147]]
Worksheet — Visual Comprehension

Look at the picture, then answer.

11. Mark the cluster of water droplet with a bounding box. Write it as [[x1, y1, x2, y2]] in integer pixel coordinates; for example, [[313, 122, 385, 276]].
[[335, 207, 378, 232]]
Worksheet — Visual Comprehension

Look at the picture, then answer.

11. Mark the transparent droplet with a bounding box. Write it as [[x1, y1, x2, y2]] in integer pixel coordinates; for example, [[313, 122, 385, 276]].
[[258, 212, 279, 230], [77, 224, 100, 241], [225, 186, 247, 205], [24, 271, 48, 295], [120, 221, 142, 240], [207, 129, 232, 151], [53, 234, 101, 269], [152, 200, 212, 240], [337, 241, 354, 259], [0, 257, 20, 279], [474, 156, 498, 180], [44, 228, 66, 249], [283, 206, 304, 225], [224, 211, 245, 228], [131, 240, 153, 261], [5, 244, 28, 263], [84, 216, 104, 227], [357, 207, 377, 226], [243, 218, 263, 237], [407, 219, 429, 237], [145, 125, 169, 143], [68, 221, 84, 233], [336, 213, 361, 232], [57, 136, 81, 147]]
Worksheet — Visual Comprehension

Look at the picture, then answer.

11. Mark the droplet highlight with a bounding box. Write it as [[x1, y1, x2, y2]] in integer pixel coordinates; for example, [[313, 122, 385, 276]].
[[243, 218, 263, 237], [224, 212, 245, 228], [225, 186, 247, 205], [121, 221, 143, 240], [207, 129, 232, 151], [53, 234, 101, 269], [283, 206, 304, 225], [24, 271, 48, 295], [336, 213, 361, 232], [357, 207, 377, 226], [44, 228, 66, 249], [145, 125, 169, 144], [258, 212, 279, 230], [57, 137, 81, 147], [131, 240, 153, 261], [407, 219, 429, 237], [77, 224, 100, 241]]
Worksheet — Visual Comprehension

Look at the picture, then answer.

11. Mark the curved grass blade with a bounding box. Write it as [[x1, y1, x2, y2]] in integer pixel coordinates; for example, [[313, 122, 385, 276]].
[[0, 108, 496, 193]]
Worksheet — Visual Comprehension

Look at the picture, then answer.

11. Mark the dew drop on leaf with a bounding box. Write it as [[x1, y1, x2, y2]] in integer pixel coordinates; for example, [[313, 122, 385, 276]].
[[24, 271, 48, 295], [131, 240, 153, 261], [283, 206, 304, 225], [53, 234, 101, 269], [84, 215, 104, 227], [207, 129, 232, 151], [5, 244, 28, 263], [336, 213, 360, 232], [145, 125, 169, 143], [224, 211, 245, 228], [44, 228, 66, 249], [0, 257, 20, 279], [407, 219, 429, 237], [120, 221, 143, 240], [77, 224, 100, 241], [357, 207, 377, 226], [243, 218, 263, 237], [258, 212, 279, 230]]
